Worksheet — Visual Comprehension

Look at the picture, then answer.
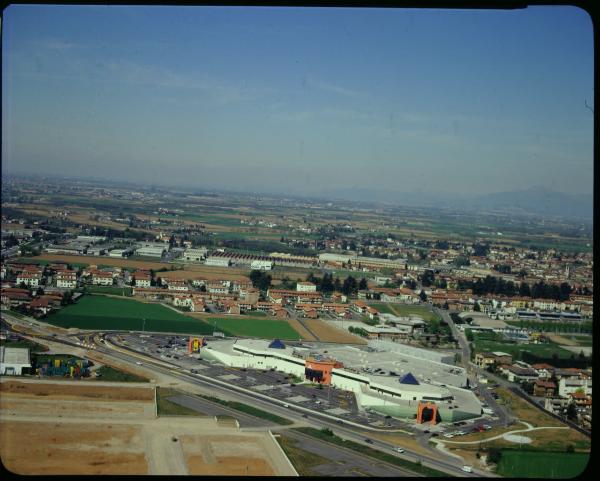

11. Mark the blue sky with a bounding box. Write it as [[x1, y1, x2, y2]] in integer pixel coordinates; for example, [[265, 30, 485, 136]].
[[2, 5, 594, 197]]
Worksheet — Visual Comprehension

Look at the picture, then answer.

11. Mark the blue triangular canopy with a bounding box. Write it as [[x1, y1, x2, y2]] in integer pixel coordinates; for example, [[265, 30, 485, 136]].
[[399, 372, 420, 385], [268, 339, 286, 349]]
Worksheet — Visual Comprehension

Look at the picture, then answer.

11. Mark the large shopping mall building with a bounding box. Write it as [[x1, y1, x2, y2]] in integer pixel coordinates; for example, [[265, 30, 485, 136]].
[[197, 337, 483, 423]]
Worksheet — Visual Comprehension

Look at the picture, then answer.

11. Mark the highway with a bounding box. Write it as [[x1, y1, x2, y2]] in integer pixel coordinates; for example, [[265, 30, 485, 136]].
[[1, 311, 494, 477]]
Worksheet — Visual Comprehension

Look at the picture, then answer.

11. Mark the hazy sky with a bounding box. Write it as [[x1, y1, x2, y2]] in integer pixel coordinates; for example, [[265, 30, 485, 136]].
[[2, 5, 594, 197]]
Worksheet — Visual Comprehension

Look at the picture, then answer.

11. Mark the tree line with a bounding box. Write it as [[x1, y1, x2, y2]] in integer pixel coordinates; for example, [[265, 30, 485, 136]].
[[457, 275, 573, 301]]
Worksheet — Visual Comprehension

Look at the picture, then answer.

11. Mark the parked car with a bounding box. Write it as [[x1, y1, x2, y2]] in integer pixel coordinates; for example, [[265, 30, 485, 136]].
[[396, 447, 405, 453], [462, 466, 473, 473]]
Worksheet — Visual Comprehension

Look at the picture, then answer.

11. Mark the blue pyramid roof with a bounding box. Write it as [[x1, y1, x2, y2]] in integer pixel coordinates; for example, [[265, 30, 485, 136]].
[[399, 372, 420, 385], [268, 339, 286, 349]]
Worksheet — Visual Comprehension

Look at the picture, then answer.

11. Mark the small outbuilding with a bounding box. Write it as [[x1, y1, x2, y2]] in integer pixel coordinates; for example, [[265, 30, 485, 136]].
[[0, 346, 31, 375]]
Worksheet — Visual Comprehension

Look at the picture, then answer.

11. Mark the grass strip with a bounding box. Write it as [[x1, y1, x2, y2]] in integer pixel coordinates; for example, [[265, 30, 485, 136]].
[[293, 427, 447, 477], [198, 394, 293, 425], [276, 435, 330, 476], [94, 365, 150, 382], [156, 387, 205, 416]]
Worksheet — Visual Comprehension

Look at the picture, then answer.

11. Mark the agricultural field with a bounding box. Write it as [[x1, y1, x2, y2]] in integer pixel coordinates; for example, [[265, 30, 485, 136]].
[[34, 254, 168, 270], [470, 332, 575, 360], [205, 317, 302, 340], [46, 295, 217, 335], [369, 302, 440, 322], [496, 450, 590, 478], [505, 319, 592, 334], [82, 285, 133, 296]]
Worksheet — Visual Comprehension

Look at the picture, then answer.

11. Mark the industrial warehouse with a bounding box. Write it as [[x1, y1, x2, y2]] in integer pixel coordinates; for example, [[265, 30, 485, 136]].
[[198, 338, 483, 423]]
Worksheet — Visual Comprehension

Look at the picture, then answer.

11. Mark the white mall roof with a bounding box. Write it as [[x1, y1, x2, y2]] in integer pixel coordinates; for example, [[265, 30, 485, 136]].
[[0, 346, 31, 366]]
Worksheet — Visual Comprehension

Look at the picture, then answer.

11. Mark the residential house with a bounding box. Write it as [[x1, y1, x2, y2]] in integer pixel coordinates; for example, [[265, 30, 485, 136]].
[[533, 379, 556, 397], [167, 279, 189, 292], [558, 377, 592, 397], [92, 271, 114, 286], [55, 270, 77, 289], [475, 351, 513, 369], [501, 365, 539, 383], [16, 272, 40, 288]]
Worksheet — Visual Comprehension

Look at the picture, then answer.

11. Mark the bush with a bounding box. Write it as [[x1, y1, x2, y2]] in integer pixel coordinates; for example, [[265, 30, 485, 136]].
[[487, 447, 502, 464]]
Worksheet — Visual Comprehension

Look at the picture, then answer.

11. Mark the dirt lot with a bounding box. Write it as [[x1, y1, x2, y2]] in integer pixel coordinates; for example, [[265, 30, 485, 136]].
[[287, 319, 318, 341], [181, 434, 276, 476], [0, 379, 295, 476], [303, 319, 367, 344], [36, 254, 168, 270], [1, 421, 148, 475], [0, 380, 155, 402], [546, 333, 579, 346], [158, 268, 249, 281]]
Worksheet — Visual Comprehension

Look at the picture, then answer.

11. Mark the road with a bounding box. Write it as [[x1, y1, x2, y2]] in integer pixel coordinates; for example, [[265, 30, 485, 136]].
[[1, 311, 492, 477]]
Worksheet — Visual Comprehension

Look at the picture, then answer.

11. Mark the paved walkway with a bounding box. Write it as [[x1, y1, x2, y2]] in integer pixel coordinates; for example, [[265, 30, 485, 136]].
[[435, 421, 569, 445]]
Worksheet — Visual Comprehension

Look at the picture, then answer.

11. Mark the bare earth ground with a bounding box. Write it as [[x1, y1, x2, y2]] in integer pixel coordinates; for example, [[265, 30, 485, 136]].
[[303, 318, 367, 344], [286, 318, 318, 341], [1, 421, 148, 475], [546, 333, 578, 346], [0, 379, 295, 476], [33, 253, 251, 280], [0, 379, 155, 401], [36, 254, 168, 270], [181, 434, 277, 475]]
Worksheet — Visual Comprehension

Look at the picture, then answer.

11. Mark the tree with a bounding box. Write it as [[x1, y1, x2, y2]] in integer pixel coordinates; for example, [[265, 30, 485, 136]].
[[473, 243, 490, 257], [566, 402, 578, 421], [487, 448, 502, 464], [250, 270, 272, 291], [342, 276, 358, 296], [420, 270, 435, 287], [419, 290, 427, 302], [358, 277, 368, 290], [321, 273, 334, 294], [333, 277, 342, 292], [474, 302, 481, 312], [35, 286, 45, 296]]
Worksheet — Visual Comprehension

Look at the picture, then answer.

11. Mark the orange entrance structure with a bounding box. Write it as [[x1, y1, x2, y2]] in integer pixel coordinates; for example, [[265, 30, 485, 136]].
[[416, 401, 439, 425], [187, 336, 206, 354], [304, 357, 343, 385]]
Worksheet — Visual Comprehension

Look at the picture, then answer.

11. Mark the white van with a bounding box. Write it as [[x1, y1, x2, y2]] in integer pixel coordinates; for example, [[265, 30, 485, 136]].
[[462, 465, 473, 473]]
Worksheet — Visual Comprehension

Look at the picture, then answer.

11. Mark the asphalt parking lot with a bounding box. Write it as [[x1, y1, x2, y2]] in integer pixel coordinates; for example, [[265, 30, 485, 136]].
[[114, 333, 413, 431]]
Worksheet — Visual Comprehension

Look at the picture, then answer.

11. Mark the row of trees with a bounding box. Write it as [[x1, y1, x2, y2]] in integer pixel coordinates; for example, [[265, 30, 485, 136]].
[[305, 272, 368, 296], [249, 270, 272, 291], [456, 276, 573, 301]]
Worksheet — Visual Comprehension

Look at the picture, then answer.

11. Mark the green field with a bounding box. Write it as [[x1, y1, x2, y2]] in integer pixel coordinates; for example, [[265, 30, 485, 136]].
[[369, 302, 440, 322], [505, 320, 592, 334], [82, 286, 133, 296], [496, 450, 590, 478], [47, 295, 217, 335], [207, 317, 302, 340], [19, 257, 89, 268], [471, 332, 574, 360], [95, 365, 150, 382]]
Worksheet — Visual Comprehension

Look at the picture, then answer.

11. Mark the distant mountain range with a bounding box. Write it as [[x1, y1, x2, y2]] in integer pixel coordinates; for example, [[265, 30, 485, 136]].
[[325, 186, 593, 221]]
